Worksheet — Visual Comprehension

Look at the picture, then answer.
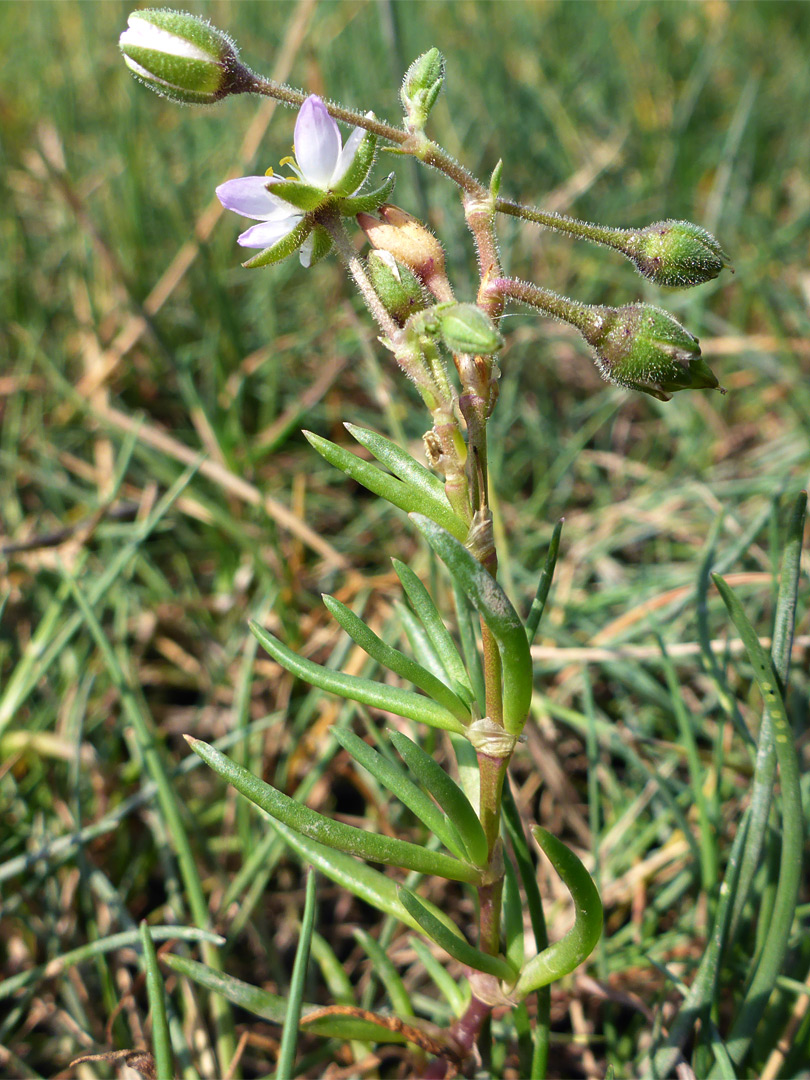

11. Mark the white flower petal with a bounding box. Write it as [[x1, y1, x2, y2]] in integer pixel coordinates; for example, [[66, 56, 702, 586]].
[[294, 95, 342, 189], [121, 17, 211, 62], [298, 233, 316, 267], [237, 217, 302, 249], [330, 124, 366, 189], [216, 176, 295, 220]]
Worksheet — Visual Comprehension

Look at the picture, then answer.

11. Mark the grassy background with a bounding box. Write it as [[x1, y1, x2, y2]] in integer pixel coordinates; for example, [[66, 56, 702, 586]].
[[2, 1, 809, 1077]]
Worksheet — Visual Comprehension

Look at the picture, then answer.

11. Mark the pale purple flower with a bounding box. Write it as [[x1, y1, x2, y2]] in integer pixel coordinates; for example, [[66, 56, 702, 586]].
[[216, 95, 367, 267]]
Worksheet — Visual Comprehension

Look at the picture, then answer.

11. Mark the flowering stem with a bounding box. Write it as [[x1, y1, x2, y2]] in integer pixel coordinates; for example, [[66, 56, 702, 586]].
[[250, 75, 487, 196], [494, 197, 631, 251], [318, 209, 401, 341], [485, 275, 604, 338]]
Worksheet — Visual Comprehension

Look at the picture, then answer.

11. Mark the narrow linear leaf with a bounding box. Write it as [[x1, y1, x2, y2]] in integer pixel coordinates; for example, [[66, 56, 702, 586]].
[[399, 887, 517, 982], [710, 572, 804, 1070], [323, 595, 470, 722], [343, 423, 451, 505], [410, 515, 532, 734], [392, 560, 475, 703], [260, 815, 465, 939], [330, 727, 468, 860], [408, 937, 468, 1016], [304, 431, 467, 541], [452, 580, 487, 714], [250, 621, 465, 734], [395, 600, 454, 683], [389, 730, 488, 868], [186, 737, 481, 885], [276, 869, 317, 1080], [162, 953, 407, 1044], [526, 518, 563, 645], [139, 923, 173, 1080], [515, 828, 603, 997], [502, 854, 525, 974]]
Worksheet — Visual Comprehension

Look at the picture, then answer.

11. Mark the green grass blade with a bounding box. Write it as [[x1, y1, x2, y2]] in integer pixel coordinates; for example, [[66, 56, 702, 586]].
[[330, 727, 468, 860], [515, 828, 602, 996], [730, 491, 808, 939], [408, 937, 467, 1016], [0, 927, 225, 1003], [389, 730, 488, 868], [161, 953, 408, 1044], [352, 928, 414, 1017], [276, 868, 317, 1080], [710, 571, 805, 1070], [185, 737, 482, 884], [392, 559, 475, 703], [304, 429, 467, 541], [398, 887, 517, 981], [139, 922, 174, 1080], [526, 518, 563, 645], [410, 515, 533, 734], [322, 594, 471, 722], [250, 620, 466, 734]]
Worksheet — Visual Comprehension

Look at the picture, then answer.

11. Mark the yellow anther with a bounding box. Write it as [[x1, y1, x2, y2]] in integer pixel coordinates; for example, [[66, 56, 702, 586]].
[[264, 167, 274, 177], [279, 155, 296, 169]]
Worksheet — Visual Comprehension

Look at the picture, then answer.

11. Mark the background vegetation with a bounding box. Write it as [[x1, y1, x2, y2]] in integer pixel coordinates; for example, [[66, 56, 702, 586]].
[[1, 1, 809, 1077]]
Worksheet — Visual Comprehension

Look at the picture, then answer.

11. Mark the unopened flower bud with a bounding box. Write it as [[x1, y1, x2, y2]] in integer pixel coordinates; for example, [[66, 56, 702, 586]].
[[367, 250, 429, 325], [401, 47, 445, 130], [434, 303, 504, 356], [357, 205, 450, 299], [582, 303, 720, 401], [623, 219, 731, 288], [119, 9, 254, 105]]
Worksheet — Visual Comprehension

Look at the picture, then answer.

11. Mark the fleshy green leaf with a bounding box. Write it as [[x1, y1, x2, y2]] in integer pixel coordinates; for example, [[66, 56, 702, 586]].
[[250, 621, 466, 734], [304, 431, 467, 541], [322, 595, 470, 722], [502, 854, 525, 974], [330, 727, 468, 860], [392, 560, 475, 705], [162, 953, 408, 1043], [410, 516, 533, 734], [352, 929, 414, 1017], [399, 887, 517, 982], [186, 736, 481, 884], [343, 423, 450, 506], [389, 730, 488, 868], [260, 814, 463, 939], [514, 828, 602, 997]]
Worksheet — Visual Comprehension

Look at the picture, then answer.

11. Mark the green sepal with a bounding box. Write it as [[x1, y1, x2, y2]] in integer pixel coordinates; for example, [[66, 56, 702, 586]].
[[250, 620, 466, 734], [389, 730, 488, 868], [162, 953, 409, 1043], [332, 127, 378, 196], [330, 727, 469, 860], [322, 595, 470, 722], [410, 516, 533, 735], [399, 887, 518, 982], [122, 46, 224, 103], [339, 173, 396, 216], [514, 828, 602, 997], [242, 217, 312, 269], [185, 736, 482, 883], [265, 180, 330, 212], [305, 225, 333, 267], [392, 560, 476, 706], [303, 430, 467, 542]]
